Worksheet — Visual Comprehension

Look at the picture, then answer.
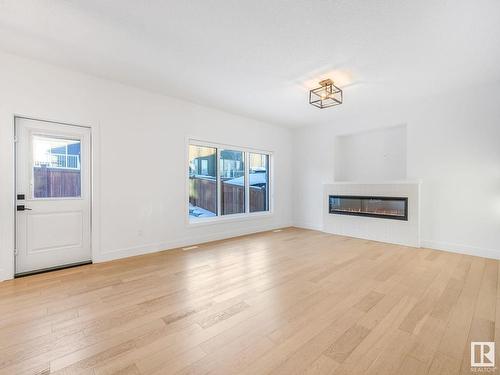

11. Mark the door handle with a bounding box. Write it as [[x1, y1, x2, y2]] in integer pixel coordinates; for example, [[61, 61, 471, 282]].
[[17, 205, 32, 211]]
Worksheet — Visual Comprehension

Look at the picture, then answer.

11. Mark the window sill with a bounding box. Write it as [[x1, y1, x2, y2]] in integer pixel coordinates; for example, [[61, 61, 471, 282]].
[[187, 211, 274, 227]]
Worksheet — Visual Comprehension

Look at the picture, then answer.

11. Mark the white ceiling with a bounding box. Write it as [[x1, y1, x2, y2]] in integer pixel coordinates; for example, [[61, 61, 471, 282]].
[[0, 0, 499, 127]]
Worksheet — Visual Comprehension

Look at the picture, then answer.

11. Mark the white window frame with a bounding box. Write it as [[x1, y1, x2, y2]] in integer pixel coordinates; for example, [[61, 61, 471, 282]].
[[186, 139, 273, 226]]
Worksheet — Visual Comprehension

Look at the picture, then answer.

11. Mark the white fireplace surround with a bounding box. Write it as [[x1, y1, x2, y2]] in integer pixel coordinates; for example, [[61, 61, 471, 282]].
[[323, 182, 421, 247]]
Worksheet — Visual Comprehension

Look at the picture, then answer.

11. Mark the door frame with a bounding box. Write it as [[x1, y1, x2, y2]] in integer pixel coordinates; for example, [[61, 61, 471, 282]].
[[0, 112, 101, 281]]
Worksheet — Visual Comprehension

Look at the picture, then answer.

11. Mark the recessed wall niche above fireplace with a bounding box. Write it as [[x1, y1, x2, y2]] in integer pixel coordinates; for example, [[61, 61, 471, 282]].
[[329, 195, 408, 221]]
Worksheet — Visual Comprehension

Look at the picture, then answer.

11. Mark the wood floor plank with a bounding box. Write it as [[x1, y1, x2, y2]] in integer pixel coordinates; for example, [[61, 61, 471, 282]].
[[363, 328, 415, 375], [304, 355, 340, 375], [427, 351, 461, 375], [353, 291, 385, 313], [458, 258, 498, 374], [333, 295, 417, 375], [435, 257, 486, 361], [324, 323, 371, 363], [397, 355, 427, 375], [257, 307, 366, 375]]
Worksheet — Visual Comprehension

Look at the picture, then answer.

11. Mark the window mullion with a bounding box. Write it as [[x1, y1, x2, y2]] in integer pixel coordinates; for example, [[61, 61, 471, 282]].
[[216, 148, 221, 216], [244, 152, 250, 213]]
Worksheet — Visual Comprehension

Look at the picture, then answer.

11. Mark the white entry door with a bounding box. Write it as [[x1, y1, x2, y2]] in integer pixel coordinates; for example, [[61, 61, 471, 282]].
[[15, 117, 91, 275]]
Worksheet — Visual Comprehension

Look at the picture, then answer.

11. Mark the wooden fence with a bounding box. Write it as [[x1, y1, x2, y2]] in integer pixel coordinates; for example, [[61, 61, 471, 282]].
[[249, 185, 266, 213], [34, 167, 81, 198], [189, 177, 217, 213], [189, 177, 267, 214]]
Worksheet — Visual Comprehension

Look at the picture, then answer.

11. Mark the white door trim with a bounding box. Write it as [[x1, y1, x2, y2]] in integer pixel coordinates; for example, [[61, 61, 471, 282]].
[[0, 111, 101, 281]]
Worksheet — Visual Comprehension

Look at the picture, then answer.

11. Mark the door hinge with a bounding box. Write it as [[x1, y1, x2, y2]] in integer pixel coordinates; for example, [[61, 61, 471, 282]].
[[13, 136, 18, 143], [14, 248, 18, 256]]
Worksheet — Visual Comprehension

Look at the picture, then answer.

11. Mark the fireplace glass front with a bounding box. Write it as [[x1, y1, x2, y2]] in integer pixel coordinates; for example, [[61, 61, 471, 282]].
[[329, 195, 408, 221]]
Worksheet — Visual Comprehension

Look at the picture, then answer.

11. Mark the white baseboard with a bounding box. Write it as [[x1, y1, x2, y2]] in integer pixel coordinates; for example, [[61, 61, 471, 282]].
[[421, 240, 500, 260], [94, 241, 179, 263], [94, 223, 291, 263], [0, 269, 7, 282], [293, 221, 323, 231]]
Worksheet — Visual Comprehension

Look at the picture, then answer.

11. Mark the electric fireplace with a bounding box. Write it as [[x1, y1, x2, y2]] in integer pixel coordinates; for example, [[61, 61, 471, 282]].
[[329, 195, 408, 221]]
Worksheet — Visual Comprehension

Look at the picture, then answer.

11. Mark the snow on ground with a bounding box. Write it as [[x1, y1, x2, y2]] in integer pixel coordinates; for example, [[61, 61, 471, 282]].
[[189, 203, 216, 218]]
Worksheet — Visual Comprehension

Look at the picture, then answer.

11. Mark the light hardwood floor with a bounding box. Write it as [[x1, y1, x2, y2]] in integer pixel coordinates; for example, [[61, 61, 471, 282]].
[[0, 228, 498, 375]]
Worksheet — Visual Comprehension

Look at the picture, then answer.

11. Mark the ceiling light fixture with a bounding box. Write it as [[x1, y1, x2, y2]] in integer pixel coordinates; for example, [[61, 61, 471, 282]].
[[309, 79, 343, 109]]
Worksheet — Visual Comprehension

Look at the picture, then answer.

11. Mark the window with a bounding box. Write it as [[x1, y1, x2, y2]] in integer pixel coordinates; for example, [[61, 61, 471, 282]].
[[189, 145, 217, 218], [249, 153, 269, 212], [220, 150, 245, 215], [32, 135, 82, 198], [188, 142, 271, 221]]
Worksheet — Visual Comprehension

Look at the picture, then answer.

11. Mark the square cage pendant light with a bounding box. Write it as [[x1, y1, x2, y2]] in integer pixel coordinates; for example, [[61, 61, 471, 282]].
[[309, 79, 343, 109]]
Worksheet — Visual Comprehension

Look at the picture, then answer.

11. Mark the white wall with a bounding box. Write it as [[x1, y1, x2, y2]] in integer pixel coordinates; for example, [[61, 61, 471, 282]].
[[293, 82, 500, 259], [334, 124, 407, 182], [0, 52, 293, 280]]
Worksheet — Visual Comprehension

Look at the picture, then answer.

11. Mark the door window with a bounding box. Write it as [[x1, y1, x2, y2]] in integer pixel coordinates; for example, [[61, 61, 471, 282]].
[[32, 135, 82, 198]]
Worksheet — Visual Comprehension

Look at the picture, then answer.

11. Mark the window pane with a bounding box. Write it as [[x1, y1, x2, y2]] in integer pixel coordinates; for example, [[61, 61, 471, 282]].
[[189, 145, 217, 218], [33, 136, 81, 198], [249, 153, 269, 212], [220, 149, 245, 215]]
